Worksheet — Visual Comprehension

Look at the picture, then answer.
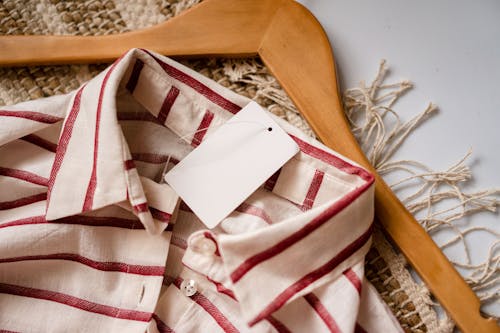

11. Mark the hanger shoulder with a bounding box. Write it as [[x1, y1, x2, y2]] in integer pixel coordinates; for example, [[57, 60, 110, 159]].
[[0, 0, 497, 331], [258, 1, 499, 332], [0, 0, 283, 66]]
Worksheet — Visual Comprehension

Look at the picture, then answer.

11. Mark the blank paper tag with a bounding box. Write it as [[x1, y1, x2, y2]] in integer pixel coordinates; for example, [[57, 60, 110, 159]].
[[164, 101, 299, 228]]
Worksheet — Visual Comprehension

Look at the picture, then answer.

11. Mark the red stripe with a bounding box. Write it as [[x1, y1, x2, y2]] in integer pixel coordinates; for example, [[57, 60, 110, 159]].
[[230, 179, 374, 284], [117, 111, 161, 124], [57, 215, 143, 229], [290, 135, 373, 182], [300, 170, 325, 210], [354, 323, 368, 333], [83, 60, 121, 212], [0, 215, 143, 230], [264, 169, 281, 191], [157, 86, 180, 124], [304, 293, 341, 333], [0, 329, 20, 333], [0, 167, 49, 186], [191, 110, 214, 147], [143, 50, 242, 114], [0, 192, 47, 210], [126, 59, 144, 93], [133, 202, 149, 214], [0, 253, 164, 276], [152, 314, 175, 333], [0, 110, 62, 124], [20, 134, 57, 152], [131, 153, 180, 165], [248, 223, 373, 326], [124, 159, 136, 170], [343, 268, 362, 295], [150, 207, 171, 223], [266, 316, 292, 333], [47, 86, 85, 204], [207, 277, 237, 300], [236, 203, 273, 224], [0, 282, 152, 322], [173, 279, 239, 333], [0, 215, 46, 229]]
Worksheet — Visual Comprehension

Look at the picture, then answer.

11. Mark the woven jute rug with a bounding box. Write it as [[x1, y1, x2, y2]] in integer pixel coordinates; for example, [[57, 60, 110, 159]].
[[2, 1, 498, 332]]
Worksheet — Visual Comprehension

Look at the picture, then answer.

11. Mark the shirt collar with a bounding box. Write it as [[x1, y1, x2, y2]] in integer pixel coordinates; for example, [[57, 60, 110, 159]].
[[42, 49, 252, 233], [0, 49, 249, 233], [43, 51, 158, 229]]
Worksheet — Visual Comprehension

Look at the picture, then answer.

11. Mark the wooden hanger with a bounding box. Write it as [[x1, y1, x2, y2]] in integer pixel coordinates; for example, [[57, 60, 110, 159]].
[[0, 0, 497, 331]]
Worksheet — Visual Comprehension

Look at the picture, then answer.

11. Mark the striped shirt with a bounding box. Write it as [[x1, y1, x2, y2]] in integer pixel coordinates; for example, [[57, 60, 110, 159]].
[[0, 49, 403, 333]]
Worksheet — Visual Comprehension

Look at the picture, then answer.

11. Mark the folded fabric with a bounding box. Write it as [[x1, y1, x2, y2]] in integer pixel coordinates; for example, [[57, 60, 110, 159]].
[[0, 49, 402, 333]]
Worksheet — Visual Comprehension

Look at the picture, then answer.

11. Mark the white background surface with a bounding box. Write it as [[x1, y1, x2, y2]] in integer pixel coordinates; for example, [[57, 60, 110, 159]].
[[296, 0, 499, 316]]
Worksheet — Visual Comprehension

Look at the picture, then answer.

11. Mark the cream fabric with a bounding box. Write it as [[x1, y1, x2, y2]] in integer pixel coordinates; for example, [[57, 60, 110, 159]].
[[0, 49, 402, 333]]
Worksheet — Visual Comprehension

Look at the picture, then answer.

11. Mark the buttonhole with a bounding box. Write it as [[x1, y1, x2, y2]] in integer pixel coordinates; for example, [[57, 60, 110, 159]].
[[139, 283, 146, 304]]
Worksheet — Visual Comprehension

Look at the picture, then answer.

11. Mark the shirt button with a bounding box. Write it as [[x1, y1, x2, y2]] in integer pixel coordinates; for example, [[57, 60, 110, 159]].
[[192, 237, 217, 255], [195, 238, 217, 254], [180, 279, 197, 297]]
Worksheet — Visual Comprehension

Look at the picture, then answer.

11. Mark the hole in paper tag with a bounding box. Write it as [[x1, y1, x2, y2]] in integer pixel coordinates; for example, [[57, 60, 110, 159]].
[[164, 101, 299, 229]]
